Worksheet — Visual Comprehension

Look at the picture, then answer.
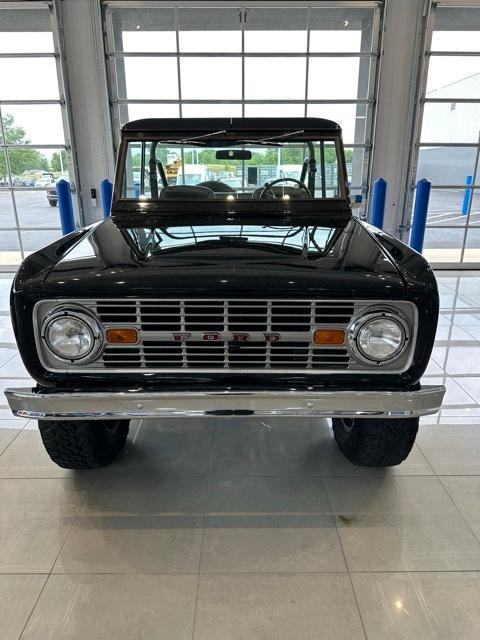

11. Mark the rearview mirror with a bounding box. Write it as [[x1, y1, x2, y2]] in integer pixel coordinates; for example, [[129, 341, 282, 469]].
[[216, 149, 252, 160]]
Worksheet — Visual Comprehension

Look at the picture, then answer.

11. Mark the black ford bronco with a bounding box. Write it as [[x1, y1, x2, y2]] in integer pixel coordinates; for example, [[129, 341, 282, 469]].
[[5, 118, 445, 469]]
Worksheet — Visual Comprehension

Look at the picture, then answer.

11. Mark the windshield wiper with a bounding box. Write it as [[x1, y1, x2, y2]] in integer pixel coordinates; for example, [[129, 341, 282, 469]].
[[161, 130, 228, 146], [238, 129, 305, 146]]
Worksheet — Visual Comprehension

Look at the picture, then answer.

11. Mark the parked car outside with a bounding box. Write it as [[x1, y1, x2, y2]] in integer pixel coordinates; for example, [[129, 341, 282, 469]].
[[34, 176, 53, 187], [46, 174, 69, 206], [5, 118, 445, 470]]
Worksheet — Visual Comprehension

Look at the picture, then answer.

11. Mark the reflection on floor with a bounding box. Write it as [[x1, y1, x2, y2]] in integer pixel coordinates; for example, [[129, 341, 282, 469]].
[[0, 271, 480, 639]]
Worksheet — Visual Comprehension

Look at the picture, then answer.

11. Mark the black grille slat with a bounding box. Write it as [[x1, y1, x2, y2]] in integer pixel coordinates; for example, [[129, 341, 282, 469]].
[[315, 316, 352, 324]]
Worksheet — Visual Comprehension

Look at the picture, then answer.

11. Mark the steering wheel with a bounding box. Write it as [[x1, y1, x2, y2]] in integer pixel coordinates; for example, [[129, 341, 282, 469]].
[[257, 177, 312, 199]]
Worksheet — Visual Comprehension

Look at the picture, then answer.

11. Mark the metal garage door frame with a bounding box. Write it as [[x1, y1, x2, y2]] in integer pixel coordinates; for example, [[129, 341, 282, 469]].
[[403, 0, 480, 270], [101, 0, 384, 206], [0, 0, 83, 266]]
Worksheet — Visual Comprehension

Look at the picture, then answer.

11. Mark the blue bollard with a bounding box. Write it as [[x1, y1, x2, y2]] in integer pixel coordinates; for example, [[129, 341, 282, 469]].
[[100, 179, 113, 218], [410, 178, 431, 253], [370, 178, 387, 229], [462, 174, 473, 215], [56, 179, 75, 235]]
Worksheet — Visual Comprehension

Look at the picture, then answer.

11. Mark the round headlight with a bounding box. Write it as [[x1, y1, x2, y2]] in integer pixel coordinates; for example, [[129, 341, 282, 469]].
[[348, 311, 409, 365], [43, 310, 102, 362]]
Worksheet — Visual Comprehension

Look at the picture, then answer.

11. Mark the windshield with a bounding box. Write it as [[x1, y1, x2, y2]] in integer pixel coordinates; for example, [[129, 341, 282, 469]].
[[120, 134, 346, 202]]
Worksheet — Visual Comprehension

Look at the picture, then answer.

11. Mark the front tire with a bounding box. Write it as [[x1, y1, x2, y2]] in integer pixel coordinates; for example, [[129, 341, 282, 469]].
[[38, 419, 129, 469], [332, 417, 419, 467]]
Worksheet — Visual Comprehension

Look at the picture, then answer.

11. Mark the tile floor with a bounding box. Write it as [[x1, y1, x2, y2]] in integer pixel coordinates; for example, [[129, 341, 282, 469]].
[[0, 272, 480, 639]]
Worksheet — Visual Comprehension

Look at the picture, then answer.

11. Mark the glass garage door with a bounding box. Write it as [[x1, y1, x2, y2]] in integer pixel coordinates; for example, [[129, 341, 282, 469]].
[[102, 1, 383, 203], [0, 2, 76, 266], [409, 3, 480, 267]]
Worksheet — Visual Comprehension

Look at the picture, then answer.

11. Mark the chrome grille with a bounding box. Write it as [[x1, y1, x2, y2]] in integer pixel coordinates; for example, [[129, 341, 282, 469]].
[[34, 298, 417, 374], [101, 341, 350, 369], [94, 299, 354, 370], [97, 300, 355, 333]]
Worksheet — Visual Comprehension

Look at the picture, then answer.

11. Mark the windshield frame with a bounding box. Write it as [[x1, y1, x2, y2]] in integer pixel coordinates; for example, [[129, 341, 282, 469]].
[[114, 127, 350, 208]]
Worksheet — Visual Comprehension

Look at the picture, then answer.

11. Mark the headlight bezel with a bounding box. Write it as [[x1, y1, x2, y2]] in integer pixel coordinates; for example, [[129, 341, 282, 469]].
[[41, 305, 104, 363], [347, 309, 411, 366]]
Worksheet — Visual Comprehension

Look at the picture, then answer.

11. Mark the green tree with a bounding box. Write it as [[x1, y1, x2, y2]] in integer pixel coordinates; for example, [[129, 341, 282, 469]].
[[50, 149, 68, 173], [0, 114, 50, 181]]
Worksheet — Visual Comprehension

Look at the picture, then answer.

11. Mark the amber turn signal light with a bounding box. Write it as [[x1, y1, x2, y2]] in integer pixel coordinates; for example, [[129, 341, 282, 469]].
[[106, 328, 138, 344], [313, 329, 345, 345]]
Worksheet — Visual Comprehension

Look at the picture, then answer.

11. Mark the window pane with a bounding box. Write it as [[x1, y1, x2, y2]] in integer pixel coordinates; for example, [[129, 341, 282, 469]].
[[427, 57, 480, 99], [15, 190, 62, 230], [121, 103, 180, 125], [426, 188, 472, 227], [345, 147, 365, 189], [308, 58, 365, 100], [245, 57, 306, 100], [0, 189, 17, 228], [6, 148, 54, 186], [0, 58, 59, 100], [469, 191, 480, 224], [308, 103, 367, 144], [120, 31, 176, 53], [182, 103, 242, 117], [423, 227, 464, 263], [0, 8, 54, 53], [181, 58, 241, 100], [245, 103, 305, 117], [244, 8, 307, 53], [112, 8, 176, 52], [179, 8, 241, 52], [21, 229, 62, 255], [431, 8, 480, 52], [464, 226, 480, 262], [0, 230, 22, 266], [421, 103, 480, 143], [309, 8, 374, 53], [1, 105, 64, 145], [122, 57, 178, 100], [417, 146, 477, 186], [0, 148, 10, 188]]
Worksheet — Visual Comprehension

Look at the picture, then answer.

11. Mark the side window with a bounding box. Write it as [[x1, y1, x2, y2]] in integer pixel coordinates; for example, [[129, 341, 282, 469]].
[[124, 142, 142, 198], [314, 142, 341, 198]]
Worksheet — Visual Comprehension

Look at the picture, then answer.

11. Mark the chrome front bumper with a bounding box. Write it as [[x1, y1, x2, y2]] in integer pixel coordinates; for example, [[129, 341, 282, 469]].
[[5, 385, 445, 421]]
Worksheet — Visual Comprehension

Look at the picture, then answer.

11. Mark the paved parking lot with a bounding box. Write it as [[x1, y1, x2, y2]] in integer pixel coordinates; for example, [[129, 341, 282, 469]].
[[424, 190, 479, 257], [0, 190, 61, 262]]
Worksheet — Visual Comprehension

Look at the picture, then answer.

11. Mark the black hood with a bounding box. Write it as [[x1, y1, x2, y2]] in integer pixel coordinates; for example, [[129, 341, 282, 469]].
[[39, 216, 404, 299]]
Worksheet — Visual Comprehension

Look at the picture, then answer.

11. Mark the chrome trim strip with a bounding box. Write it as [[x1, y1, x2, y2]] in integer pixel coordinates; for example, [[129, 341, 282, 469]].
[[5, 385, 445, 421], [347, 309, 411, 366], [41, 305, 104, 364]]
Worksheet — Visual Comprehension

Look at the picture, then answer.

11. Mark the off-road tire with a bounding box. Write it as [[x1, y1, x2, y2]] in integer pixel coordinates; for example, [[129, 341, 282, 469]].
[[38, 419, 129, 469], [332, 417, 419, 467]]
